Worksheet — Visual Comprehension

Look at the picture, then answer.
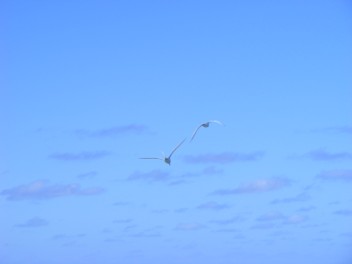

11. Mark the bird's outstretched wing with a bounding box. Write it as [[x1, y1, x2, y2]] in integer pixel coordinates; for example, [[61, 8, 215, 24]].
[[168, 138, 186, 158], [139, 157, 163, 160], [190, 125, 202, 142], [209, 120, 224, 125]]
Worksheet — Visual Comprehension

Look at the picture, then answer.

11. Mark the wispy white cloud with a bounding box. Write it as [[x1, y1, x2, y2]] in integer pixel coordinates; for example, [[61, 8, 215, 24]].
[[213, 228, 240, 233], [168, 179, 189, 186], [210, 216, 244, 225], [151, 209, 169, 214], [123, 225, 138, 233], [256, 212, 285, 222], [104, 238, 121, 243], [130, 231, 162, 238], [252, 212, 308, 229], [334, 209, 352, 216], [52, 233, 86, 242], [49, 151, 111, 161], [196, 201, 230, 211], [101, 228, 114, 234], [183, 151, 264, 164], [15, 217, 49, 228], [334, 126, 352, 134], [202, 166, 224, 175], [129, 226, 163, 238], [174, 223, 205, 231], [127, 170, 170, 182], [76, 124, 149, 138], [283, 214, 308, 225], [211, 177, 290, 195], [317, 170, 352, 181], [174, 208, 189, 213], [1, 180, 105, 201], [113, 201, 130, 206], [297, 206, 316, 212], [113, 219, 133, 224], [304, 149, 352, 161], [127, 167, 223, 185], [77, 171, 98, 179], [172, 167, 224, 182], [52, 234, 69, 240], [251, 222, 277, 230], [314, 125, 352, 134], [340, 232, 352, 237], [271, 193, 310, 204]]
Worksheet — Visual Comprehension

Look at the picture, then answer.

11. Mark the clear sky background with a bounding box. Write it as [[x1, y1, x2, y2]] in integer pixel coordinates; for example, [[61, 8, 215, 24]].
[[1, 1, 352, 264]]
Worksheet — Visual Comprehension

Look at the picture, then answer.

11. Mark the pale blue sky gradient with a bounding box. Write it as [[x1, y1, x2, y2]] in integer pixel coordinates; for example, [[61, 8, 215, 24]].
[[1, 1, 352, 264]]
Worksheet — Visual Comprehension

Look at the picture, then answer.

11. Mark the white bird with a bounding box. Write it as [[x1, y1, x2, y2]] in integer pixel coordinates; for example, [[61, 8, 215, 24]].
[[140, 138, 186, 165], [190, 120, 223, 142]]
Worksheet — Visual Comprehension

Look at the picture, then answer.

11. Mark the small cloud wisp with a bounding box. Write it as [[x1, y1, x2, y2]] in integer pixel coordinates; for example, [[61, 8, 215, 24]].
[[184, 151, 264, 164], [211, 177, 290, 195], [15, 217, 49, 228], [76, 124, 149, 138], [49, 151, 111, 161], [1, 180, 105, 201]]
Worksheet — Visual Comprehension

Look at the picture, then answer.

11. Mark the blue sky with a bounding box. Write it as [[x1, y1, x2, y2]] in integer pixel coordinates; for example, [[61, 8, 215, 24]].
[[1, 1, 352, 263]]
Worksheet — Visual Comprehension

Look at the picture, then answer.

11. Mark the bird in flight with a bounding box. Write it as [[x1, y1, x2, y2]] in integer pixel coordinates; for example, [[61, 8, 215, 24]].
[[140, 138, 186, 165], [190, 120, 223, 142]]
